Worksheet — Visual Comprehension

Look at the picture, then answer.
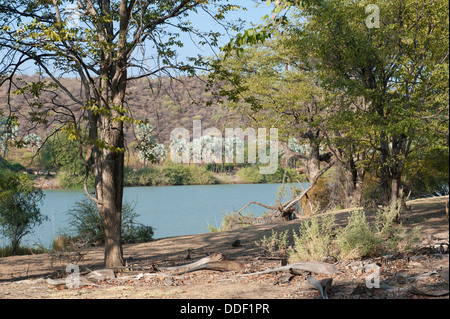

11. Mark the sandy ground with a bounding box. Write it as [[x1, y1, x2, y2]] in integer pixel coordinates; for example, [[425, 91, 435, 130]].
[[0, 196, 448, 300]]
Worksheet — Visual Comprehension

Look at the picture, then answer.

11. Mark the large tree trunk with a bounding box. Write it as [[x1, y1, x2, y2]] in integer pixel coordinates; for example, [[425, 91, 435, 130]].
[[97, 82, 127, 268], [99, 147, 124, 268], [97, 110, 125, 268], [343, 157, 365, 208], [92, 0, 128, 269], [304, 139, 321, 183]]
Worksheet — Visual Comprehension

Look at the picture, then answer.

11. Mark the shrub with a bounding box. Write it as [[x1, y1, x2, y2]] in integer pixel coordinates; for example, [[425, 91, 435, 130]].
[[237, 166, 264, 183], [375, 203, 422, 254], [163, 164, 216, 185], [0, 244, 46, 257], [256, 229, 290, 258], [122, 222, 154, 244], [163, 164, 193, 185], [375, 202, 399, 237], [288, 215, 336, 262], [253, 206, 423, 263], [189, 165, 217, 184], [0, 170, 48, 255], [237, 165, 302, 184], [56, 169, 94, 189], [208, 210, 257, 232], [0, 158, 25, 171], [336, 210, 381, 259], [52, 234, 73, 251], [125, 166, 165, 186], [63, 199, 154, 246]]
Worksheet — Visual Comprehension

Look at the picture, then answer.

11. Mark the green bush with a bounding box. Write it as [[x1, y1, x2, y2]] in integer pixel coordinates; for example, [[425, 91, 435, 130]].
[[124, 166, 166, 186], [0, 158, 25, 172], [163, 164, 193, 185], [263, 166, 302, 184], [208, 210, 257, 232], [237, 165, 302, 184], [375, 204, 421, 254], [288, 215, 336, 262], [254, 205, 424, 262], [61, 199, 154, 247], [256, 229, 290, 257], [0, 170, 48, 256], [125, 164, 217, 187], [336, 210, 381, 259], [0, 244, 46, 257], [237, 166, 264, 183], [56, 169, 95, 189], [163, 164, 216, 185], [188, 165, 217, 185]]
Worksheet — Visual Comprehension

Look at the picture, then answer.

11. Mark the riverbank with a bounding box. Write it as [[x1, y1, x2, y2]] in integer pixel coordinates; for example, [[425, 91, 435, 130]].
[[0, 196, 448, 299], [32, 165, 305, 190], [32, 172, 254, 189]]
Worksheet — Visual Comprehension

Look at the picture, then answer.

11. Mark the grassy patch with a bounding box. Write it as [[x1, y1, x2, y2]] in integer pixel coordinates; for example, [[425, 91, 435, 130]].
[[125, 164, 218, 186], [255, 205, 423, 262], [0, 244, 46, 258]]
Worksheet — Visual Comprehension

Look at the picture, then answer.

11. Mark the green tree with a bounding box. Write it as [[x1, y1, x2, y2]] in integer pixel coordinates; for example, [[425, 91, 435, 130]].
[[40, 132, 82, 172], [1, 0, 241, 267], [39, 131, 97, 188], [0, 170, 47, 255], [233, 0, 448, 211], [218, 0, 448, 213], [283, 0, 449, 212], [209, 38, 335, 216]]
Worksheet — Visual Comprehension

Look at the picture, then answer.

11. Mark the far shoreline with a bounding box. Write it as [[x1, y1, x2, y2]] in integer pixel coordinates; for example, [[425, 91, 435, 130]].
[[33, 173, 302, 191]]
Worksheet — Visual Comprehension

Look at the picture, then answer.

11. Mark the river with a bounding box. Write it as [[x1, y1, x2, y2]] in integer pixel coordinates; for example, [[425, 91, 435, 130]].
[[3, 183, 305, 248]]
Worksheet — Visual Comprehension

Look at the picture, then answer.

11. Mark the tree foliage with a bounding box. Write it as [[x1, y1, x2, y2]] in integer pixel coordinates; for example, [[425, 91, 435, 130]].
[[1, 0, 243, 267], [0, 170, 47, 255], [216, 0, 449, 210], [284, 0, 449, 206]]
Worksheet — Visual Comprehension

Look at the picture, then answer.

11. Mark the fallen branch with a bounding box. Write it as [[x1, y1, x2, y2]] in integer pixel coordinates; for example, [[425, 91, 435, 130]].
[[282, 159, 336, 214], [159, 253, 224, 271], [241, 261, 340, 276], [234, 159, 336, 221], [409, 285, 449, 297], [174, 260, 246, 276], [235, 201, 277, 216]]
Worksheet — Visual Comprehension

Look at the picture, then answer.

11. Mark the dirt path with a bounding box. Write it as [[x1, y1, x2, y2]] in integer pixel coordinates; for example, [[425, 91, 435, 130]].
[[0, 196, 448, 299]]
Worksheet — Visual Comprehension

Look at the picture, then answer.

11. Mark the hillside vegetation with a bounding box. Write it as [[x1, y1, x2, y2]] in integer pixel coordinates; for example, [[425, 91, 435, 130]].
[[0, 74, 236, 145]]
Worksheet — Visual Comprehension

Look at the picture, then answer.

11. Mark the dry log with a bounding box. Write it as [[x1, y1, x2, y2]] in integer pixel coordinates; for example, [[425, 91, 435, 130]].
[[241, 261, 340, 276], [160, 253, 224, 271], [174, 260, 246, 275], [409, 285, 449, 297]]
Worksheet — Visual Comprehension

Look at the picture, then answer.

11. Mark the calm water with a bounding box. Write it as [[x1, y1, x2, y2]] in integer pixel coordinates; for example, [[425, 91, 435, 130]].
[[3, 183, 304, 248]]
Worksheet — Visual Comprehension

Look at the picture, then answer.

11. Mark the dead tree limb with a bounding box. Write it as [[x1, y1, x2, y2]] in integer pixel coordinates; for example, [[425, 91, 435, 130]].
[[281, 159, 336, 218], [235, 201, 277, 215], [234, 159, 336, 222]]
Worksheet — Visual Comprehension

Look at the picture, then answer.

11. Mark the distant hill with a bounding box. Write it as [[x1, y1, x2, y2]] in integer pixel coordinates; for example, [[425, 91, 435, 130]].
[[0, 74, 241, 145]]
